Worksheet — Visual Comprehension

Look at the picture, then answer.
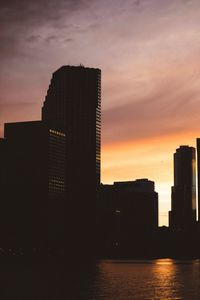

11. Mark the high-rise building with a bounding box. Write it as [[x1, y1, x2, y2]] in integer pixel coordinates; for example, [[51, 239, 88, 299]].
[[2, 121, 66, 247], [196, 139, 200, 222], [42, 65, 101, 254], [169, 146, 196, 231]]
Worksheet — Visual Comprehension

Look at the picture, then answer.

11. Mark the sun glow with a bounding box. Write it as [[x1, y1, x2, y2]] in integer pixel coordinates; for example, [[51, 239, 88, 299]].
[[102, 130, 198, 226]]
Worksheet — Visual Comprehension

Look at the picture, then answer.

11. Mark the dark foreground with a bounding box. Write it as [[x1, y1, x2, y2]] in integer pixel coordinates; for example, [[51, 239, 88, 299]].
[[0, 258, 200, 299]]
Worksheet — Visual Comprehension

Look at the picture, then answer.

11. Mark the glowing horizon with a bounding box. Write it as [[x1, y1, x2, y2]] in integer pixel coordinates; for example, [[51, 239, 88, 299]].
[[102, 130, 198, 226]]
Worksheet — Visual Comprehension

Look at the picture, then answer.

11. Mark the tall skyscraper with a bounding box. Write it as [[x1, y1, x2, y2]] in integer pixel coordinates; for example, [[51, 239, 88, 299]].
[[169, 146, 196, 231], [42, 65, 101, 255], [196, 139, 200, 222]]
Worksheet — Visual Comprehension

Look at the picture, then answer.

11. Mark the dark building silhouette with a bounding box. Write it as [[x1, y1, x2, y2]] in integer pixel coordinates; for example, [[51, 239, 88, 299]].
[[2, 121, 66, 247], [96, 184, 117, 253], [114, 179, 158, 236], [196, 139, 200, 221], [169, 146, 196, 231], [98, 179, 158, 254], [42, 65, 101, 255], [0, 138, 6, 190], [0, 138, 7, 225]]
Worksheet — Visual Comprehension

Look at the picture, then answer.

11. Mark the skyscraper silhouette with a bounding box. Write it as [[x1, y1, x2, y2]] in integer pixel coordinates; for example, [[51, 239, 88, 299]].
[[196, 138, 200, 222], [169, 146, 196, 231], [42, 65, 101, 256]]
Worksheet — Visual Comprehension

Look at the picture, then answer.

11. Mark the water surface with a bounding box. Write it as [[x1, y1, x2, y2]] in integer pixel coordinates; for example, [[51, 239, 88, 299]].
[[86, 259, 200, 299], [0, 259, 200, 299]]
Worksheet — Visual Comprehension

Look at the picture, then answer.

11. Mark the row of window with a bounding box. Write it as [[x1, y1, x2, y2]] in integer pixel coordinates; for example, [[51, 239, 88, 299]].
[[49, 129, 66, 137]]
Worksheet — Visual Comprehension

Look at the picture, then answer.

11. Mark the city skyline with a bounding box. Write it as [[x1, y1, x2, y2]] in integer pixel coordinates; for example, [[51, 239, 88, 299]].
[[2, 0, 200, 225], [0, 64, 199, 259]]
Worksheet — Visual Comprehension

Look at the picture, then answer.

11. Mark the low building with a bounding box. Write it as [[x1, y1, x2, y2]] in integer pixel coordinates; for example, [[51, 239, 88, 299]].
[[98, 179, 158, 254], [2, 121, 66, 248]]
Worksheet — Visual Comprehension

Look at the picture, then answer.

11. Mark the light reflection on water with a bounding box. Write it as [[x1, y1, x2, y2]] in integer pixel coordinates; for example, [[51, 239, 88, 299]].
[[89, 259, 200, 300], [0, 259, 200, 299]]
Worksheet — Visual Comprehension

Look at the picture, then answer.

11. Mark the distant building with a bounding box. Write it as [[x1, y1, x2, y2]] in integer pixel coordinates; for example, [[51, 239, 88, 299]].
[[169, 146, 196, 231], [2, 121, 66, 247], [42, 65, 101, 254], [98, 179, 158, 249], [196, 139, 200, 221], [114, 179, 158, 236]]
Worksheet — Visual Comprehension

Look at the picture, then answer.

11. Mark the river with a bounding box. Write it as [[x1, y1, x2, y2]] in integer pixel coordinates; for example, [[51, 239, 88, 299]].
[[1, 259, 200, 299]]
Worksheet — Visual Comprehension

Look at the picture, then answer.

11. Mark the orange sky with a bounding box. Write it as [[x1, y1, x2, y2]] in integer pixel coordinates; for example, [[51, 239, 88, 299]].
[[102, 131, 199, 225], [1, 0, 200, 225]]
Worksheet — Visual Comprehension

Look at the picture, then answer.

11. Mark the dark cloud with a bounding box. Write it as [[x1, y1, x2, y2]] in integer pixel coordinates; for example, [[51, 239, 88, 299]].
[[64, 38, 74, 43], [26, 35, 41, 43], [0, 0, 90, 60], [133, 0, 142, 6], [45, 35, 58, 44], [25, 33, 74, 46], [43, 35, 74, 45], [0, 0, 88, 27]]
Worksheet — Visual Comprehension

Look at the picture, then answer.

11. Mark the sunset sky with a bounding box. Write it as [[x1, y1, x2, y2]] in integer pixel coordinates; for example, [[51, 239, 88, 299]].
[[1, 0, 200, 225]]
